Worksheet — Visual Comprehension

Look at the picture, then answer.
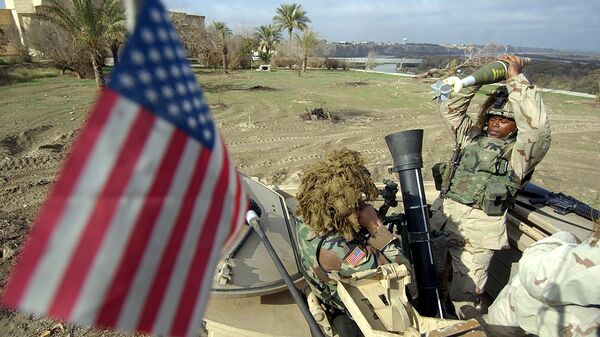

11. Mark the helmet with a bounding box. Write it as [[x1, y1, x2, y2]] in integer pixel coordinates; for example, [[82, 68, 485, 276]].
[[486, 86, 514, 119]]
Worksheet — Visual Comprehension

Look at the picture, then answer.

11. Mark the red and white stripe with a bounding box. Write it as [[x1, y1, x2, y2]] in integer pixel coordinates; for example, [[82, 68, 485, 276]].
[[2, 88, 247, 337]]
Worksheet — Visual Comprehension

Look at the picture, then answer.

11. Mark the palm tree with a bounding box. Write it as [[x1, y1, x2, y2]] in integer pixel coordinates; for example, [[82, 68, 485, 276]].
[[255, 24, 281, 63], [40, 0, 118, 87], [273, 3, 310, 51], [104, 0, 126, 67], [295, 28, 319, 72], [210, 21, 232, 73]]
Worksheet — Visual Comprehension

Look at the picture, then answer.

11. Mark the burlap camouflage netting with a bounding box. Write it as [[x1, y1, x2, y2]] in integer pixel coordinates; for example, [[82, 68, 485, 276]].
[[296, 148, 379, 240]]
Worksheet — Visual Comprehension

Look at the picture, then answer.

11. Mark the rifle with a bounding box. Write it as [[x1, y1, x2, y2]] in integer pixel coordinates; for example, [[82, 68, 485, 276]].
[[440, 142, 462, 198], [522, 183, 600, 221]]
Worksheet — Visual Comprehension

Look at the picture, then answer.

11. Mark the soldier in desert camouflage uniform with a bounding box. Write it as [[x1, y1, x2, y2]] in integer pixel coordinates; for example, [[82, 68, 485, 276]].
[[432, 54, 552, 318], [485, 223, 600, 337], [294, 149, 410, 314]]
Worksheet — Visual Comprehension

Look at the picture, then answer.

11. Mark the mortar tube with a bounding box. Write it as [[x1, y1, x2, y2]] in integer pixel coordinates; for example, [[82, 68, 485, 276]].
[[385, 130, 445, 318]]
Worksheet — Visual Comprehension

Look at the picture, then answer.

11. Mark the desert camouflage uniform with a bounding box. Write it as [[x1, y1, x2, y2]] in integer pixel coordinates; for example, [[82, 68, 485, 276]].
[[295, 218, 410, 311], [434, 74, 552, 314], [485, 231, 600, 337]]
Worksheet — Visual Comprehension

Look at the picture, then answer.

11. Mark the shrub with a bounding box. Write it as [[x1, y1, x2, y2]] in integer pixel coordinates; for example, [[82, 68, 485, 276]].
[[307, 57, 324, 69], [273, 56, 296, 69], [324, 58, 340, 70]]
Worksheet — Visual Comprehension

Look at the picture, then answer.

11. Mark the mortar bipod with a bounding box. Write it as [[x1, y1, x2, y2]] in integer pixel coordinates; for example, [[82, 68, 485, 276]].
[[336, 263, 485, 337]]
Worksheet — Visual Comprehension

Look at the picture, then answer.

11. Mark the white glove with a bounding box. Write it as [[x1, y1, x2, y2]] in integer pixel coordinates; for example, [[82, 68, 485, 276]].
[[443, 76, 463, 94]]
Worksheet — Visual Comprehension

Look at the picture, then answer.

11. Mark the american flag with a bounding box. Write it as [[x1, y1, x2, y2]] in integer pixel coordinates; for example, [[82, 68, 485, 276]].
[[1, 0, 247, 336], [344, 247, 367, 267]]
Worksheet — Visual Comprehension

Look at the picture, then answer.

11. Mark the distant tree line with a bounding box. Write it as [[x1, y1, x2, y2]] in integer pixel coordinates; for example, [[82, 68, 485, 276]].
[[326, 42, 464, 58]]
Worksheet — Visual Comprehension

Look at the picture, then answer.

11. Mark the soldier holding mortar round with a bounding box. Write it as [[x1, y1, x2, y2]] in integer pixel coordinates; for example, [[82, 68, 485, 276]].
[[430, 54, 552, 318]]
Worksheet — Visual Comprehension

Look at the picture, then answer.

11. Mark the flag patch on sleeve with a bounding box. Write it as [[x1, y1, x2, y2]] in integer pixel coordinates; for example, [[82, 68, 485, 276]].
[[344, 246, 367, 267]]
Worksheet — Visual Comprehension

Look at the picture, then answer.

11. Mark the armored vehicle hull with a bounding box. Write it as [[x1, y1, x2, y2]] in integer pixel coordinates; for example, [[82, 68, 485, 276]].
[[203, 178, 595, 337]]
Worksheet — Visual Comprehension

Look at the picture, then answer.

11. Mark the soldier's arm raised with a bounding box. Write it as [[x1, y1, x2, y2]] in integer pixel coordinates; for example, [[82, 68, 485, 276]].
[[440, 86, 480, 144], [507, 74, 552, 181]]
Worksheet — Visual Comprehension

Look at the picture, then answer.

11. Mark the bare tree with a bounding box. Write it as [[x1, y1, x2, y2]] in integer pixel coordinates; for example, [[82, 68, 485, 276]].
[[171, 13, 219, 67], [26, 19, 93, 78], [366, 51, 377, 70], [229, 26, 257, 69]]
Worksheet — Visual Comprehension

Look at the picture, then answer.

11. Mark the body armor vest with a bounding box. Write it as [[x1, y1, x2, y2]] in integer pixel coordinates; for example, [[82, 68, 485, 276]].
[[445, 136, 521, 215]]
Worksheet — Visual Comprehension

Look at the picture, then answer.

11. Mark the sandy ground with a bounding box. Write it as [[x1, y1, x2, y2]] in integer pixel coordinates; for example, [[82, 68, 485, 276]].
[[0, 69, 599, 336]]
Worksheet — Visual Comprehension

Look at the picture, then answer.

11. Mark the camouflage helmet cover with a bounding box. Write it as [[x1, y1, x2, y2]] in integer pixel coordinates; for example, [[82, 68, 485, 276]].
[[486, 86, 514, 119], [296, 148, 379, 240]]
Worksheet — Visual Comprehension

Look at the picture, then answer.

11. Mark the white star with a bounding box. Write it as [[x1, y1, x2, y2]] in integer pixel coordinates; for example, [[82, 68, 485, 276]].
[[163, 12, 170, 22], [130, 50, 145, 64], [155, 67, 168, 80], [176, 83, 187, 95], [193, 98, 201, 109], [203, 129, 212, 141], [198, 113, 207, 125], [145, 89, 158, 103], [170, 64, 181, 77], [182, 100, 192, 112], [180, 65, 188, 77], [149, 48, 161, 63], [168, 103, 180, 116], [187, 116, 197, 129], [150, 8, 162, 23], [161, 85, 174, 99], [170, 29, 179, 40], [187, 81, 196, 92], [164, 47, 175, 60], [141, 28, 154, 44], [176, 47, 187, 59], [119, 73, 135, 88], [158, 28, 169, 42], [138, 70, 152, 84]]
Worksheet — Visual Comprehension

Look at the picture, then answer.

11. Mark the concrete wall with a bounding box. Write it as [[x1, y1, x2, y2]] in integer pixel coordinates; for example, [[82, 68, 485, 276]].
[[0, 9, 20, 56]]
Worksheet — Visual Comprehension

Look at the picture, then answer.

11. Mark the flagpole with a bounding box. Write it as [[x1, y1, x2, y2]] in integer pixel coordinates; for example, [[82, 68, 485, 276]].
[[246, 211, 326, 337], [124, 0, 145, 33]]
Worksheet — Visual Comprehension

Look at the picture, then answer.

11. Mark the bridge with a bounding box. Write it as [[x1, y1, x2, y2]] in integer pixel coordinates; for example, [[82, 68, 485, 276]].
[[329, 57, 422, 65]]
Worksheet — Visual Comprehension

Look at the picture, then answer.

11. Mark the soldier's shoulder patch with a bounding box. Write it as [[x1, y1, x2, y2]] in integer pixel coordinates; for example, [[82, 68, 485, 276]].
[[344, 246, 367, 267]]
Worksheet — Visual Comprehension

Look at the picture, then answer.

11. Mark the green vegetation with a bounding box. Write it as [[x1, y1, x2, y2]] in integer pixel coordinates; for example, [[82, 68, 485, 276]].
[[295, 28, 319, 72], [0, 66, 62, 86], [255, 24, 282, 62], [273, 3, 311, 50], [39, 0, 125, 86]]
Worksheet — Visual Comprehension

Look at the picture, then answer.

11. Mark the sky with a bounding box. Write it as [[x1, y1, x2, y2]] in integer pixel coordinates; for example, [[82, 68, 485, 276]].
[[164, 0, 600, 52], [1, 0, 598, 52]]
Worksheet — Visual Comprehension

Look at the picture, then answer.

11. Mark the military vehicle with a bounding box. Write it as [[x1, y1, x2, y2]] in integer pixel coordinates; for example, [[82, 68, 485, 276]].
[[202, 129, 597, 337]]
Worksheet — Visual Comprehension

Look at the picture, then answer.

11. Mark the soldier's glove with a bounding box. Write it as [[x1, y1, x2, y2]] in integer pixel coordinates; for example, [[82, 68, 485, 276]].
[[443, 76, 463, 94]]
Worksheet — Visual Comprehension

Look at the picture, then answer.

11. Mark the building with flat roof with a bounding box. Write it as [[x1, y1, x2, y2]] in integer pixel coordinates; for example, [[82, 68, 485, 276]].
[[1, 0, 58, 56], [1, 1, 205, 58]]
